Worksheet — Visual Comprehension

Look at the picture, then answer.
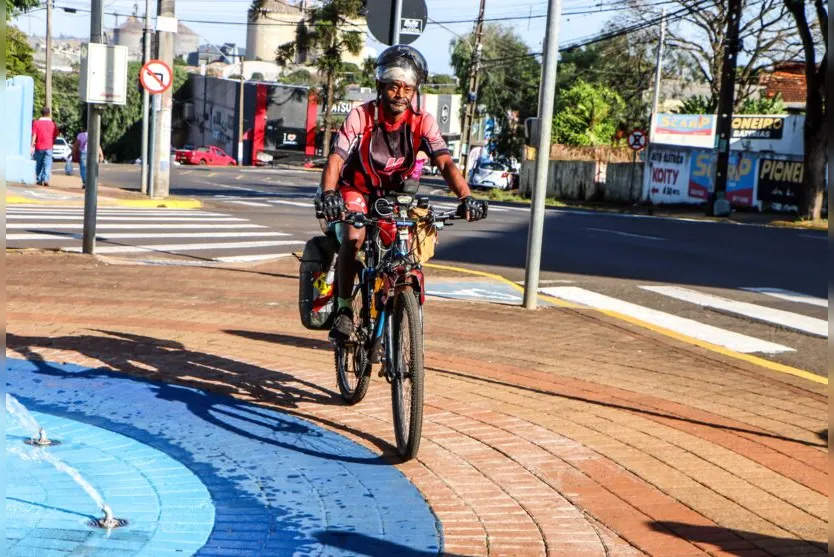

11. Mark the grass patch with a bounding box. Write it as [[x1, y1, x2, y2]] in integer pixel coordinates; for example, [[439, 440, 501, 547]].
[[770, 218, 828, 231]]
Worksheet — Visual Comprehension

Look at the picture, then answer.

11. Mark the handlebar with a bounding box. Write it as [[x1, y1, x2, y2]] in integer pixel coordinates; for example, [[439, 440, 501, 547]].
[[340, 207, 462, 229]]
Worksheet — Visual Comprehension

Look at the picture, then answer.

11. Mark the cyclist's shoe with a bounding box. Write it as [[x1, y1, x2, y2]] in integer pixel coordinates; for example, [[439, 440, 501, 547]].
[[329, 307, 354, 344]]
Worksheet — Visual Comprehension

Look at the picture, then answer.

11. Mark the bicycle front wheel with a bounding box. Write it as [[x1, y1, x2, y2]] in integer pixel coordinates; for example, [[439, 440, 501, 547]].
[[335, 282, 371, 404], [390, 286, 425, 460]]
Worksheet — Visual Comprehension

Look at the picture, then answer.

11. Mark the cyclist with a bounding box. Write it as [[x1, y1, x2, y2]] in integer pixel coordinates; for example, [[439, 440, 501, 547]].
[[319, 44, 488, 344]]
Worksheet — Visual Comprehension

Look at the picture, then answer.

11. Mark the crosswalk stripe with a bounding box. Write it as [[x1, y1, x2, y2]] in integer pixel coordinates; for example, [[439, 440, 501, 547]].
[[641, 285, 827, 338], [540, 286, 794, 354], [6, 210, 222, 217], [7, 223, 265, 230], [213, 253, 296, 263], [226, 200, 272, 207], [7, 231, 289, 241], [265, 200, 313, 207], [62, 240, 305, 255], [741, 287, 828, 308], [7, 215, 246, 222]]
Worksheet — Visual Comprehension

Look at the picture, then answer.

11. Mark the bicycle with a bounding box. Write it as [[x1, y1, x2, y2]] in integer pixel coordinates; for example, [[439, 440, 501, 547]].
[[331, 192, 466, 460]]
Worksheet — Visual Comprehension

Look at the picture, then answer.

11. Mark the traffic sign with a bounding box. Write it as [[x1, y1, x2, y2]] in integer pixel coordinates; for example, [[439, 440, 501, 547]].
[[139, 60, 173, 95], [628, 129, 647, 151], [365, 0, 427, 45]]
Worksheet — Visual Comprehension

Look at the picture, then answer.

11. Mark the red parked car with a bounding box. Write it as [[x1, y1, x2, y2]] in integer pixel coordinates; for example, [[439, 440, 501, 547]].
[[176, 146, 237, 166]]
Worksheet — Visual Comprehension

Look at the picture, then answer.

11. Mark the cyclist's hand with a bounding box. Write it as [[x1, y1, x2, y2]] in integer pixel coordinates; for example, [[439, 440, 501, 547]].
[[457, 196, 488, 222], [320, 190, 345, 222]]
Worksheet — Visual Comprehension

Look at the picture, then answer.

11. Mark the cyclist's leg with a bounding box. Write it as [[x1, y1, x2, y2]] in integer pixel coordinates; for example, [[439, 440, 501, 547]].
[[336, 187, 368, 302]]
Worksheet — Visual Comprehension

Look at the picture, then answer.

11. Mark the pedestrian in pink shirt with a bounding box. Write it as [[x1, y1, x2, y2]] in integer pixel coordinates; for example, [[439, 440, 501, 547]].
[[31, 107, 59, 186]]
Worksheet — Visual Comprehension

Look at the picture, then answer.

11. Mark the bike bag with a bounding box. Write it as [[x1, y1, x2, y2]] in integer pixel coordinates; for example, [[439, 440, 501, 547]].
[[298, 235, 340, 330]]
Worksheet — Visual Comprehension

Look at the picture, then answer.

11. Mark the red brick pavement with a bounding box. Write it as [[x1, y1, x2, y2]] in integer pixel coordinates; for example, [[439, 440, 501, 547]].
[[5, 251, 827, 556]]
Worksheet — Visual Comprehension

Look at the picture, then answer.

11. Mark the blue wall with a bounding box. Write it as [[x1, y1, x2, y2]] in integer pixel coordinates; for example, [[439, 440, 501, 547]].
[[5, 76, 36, 184]]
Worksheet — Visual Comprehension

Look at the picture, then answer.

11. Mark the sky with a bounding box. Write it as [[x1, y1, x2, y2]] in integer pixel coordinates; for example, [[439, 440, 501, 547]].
[[12, 0, 619, 75]]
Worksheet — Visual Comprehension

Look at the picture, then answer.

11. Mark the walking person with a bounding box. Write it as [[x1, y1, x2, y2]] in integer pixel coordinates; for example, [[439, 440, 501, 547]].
[[72, 127, 104, 189], [31, 107, 59, 186]]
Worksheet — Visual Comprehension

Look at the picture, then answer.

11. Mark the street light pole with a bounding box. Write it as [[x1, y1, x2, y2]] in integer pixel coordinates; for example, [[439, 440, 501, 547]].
[[151, 0, 175, 199], [522, 0, 562, 309], [238, 57, 245, 166], [458, 0, 486, 175], [650, 8, 666, 124], [391, 0, 403, 44], [82, 0, 104, 254], [45, 0, 53, 111], [140, 0, 152, 194]]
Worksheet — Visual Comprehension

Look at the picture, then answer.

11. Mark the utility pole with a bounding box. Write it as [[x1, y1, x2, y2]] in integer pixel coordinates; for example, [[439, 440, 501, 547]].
[[391, 0, 403, 44], [140, 0, 152, 194], [709, 0, 742, 217], [522, 0, 562, 309], [459, 0, 486, 174], [650, 8, 666, 123], [151, 0, 175, 199], [237, 58, 245, 166], [45, 0, 53, 111], [83, 0, 104, 254]]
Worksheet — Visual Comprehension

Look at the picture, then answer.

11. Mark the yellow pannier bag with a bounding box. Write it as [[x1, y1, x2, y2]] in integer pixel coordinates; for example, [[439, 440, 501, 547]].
[[408, 206, 437, 264]]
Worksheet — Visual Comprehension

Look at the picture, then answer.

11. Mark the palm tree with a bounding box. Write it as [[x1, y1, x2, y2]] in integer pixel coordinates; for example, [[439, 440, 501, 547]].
[[276, 0, 364, 157]]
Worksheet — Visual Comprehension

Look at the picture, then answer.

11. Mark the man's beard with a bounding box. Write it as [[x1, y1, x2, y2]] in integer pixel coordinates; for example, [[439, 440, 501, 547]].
[[382, 96, 409, 114]]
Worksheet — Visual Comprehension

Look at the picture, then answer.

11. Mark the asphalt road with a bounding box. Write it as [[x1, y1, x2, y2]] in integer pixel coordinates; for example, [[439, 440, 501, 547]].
[[81, 164, 829, 376]]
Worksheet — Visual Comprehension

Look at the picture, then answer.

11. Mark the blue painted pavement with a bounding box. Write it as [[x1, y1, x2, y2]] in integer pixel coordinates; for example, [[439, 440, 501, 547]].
[[6, 358, 442, 556]]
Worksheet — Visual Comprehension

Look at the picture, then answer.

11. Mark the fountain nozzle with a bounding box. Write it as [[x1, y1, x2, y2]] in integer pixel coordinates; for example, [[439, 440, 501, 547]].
[[25, 428, 60, 447], [93, 505, 128, 529]]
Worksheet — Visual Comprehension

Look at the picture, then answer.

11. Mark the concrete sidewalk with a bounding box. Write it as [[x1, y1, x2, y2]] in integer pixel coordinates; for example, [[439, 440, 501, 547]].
[[5, 251, 827, 556], [6, 172, 201, 208]]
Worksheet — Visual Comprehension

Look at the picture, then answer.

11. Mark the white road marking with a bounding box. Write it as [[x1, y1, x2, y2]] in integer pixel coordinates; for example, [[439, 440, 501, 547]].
[[226, 200, 272, 207], [62, 240, 305, 254], [266, 200, 314, 208], [8, 231, 289, 241], [585, 227, 666, 241], [7, 223, 265, 230], [7, 208, 221, 216], [641, 285, 827, 338], [800, 234, 826, 240], [7, 215, 246, 222], [516, 279, 575, 285], [540, 286, 794, 354], [741, 287, 828, 308], [213, 253, 296, 263]]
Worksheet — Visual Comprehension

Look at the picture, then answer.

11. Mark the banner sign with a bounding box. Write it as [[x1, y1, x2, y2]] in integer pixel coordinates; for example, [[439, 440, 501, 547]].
[[651, 114, 715, 148], [731, 116, 784, 140], [647, 148, 691, 203], [756, 158, 803, 206], [688, 150, 758, 207]]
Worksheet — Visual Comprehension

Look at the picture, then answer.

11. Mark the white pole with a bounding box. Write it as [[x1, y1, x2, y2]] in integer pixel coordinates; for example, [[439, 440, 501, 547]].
[[522, 0, 562, 309]]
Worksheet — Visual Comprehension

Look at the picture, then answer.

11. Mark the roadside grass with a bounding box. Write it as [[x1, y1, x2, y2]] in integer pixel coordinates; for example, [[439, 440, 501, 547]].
[[770, 218, 828, 231]]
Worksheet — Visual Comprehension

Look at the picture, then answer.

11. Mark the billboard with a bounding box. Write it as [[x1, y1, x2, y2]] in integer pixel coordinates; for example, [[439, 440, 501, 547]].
[[651, 114, 715, 148], [646, 148, 691, 203], [731, 116, 784, 139], [756, 158, 804, 207], [688, 150, 758, 207]]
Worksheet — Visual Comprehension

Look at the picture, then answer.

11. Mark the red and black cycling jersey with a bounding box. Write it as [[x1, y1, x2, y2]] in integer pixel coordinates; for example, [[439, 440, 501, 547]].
[[332, 101, 449, 194]]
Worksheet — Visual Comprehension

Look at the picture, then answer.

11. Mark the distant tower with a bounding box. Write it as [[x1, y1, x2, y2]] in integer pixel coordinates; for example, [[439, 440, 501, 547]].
[[246, 0, 304, 62]]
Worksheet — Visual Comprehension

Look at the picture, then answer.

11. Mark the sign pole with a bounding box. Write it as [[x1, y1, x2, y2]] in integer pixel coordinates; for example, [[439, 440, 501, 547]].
[[391, 0, 403, 44], [82, 0, 104, 255], [522, 0, 562, 309]]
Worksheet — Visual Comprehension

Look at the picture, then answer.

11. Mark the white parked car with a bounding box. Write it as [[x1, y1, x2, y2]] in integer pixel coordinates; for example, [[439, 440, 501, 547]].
[[468, 161, 514, 190], [52, 137, 72, 161]]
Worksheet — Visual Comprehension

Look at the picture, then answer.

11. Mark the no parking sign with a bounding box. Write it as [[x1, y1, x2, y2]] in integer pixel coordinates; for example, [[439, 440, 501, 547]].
[[139, 60, 173, 95]]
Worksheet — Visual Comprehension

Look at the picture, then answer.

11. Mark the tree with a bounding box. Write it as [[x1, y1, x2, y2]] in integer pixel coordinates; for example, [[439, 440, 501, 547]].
[[276, 0, 364, 157], [783, 0, 827, 220], [552, 80, 624, 146], [675, 93, 785, 114], [279, 68, 314, 85], [450, 24, 541, 159], [627, 0, 802, 110], [6, 0, 38, 19]]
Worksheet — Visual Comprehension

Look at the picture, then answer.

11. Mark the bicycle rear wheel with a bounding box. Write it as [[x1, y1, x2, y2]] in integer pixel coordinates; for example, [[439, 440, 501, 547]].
[[390, 286, 424, 460], [335, 283, 371, 404]]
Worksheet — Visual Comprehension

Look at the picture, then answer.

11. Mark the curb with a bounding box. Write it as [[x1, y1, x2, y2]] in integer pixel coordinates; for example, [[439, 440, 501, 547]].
[[425, 262, 827, 386], [6, 193, 202, 209]]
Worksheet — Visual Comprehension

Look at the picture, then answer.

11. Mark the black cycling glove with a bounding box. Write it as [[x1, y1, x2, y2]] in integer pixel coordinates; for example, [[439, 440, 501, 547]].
[[457, 196, 488, 221], [320, 190, 345, 222]]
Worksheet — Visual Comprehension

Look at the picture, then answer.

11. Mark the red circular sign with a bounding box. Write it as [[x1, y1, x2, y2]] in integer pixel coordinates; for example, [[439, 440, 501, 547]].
[[139, 60, 173, 95], [628, 129, 647, 151]]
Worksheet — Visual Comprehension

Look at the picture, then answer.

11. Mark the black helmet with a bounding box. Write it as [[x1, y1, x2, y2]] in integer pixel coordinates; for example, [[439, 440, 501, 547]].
[[374, 45, 428, 87]]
